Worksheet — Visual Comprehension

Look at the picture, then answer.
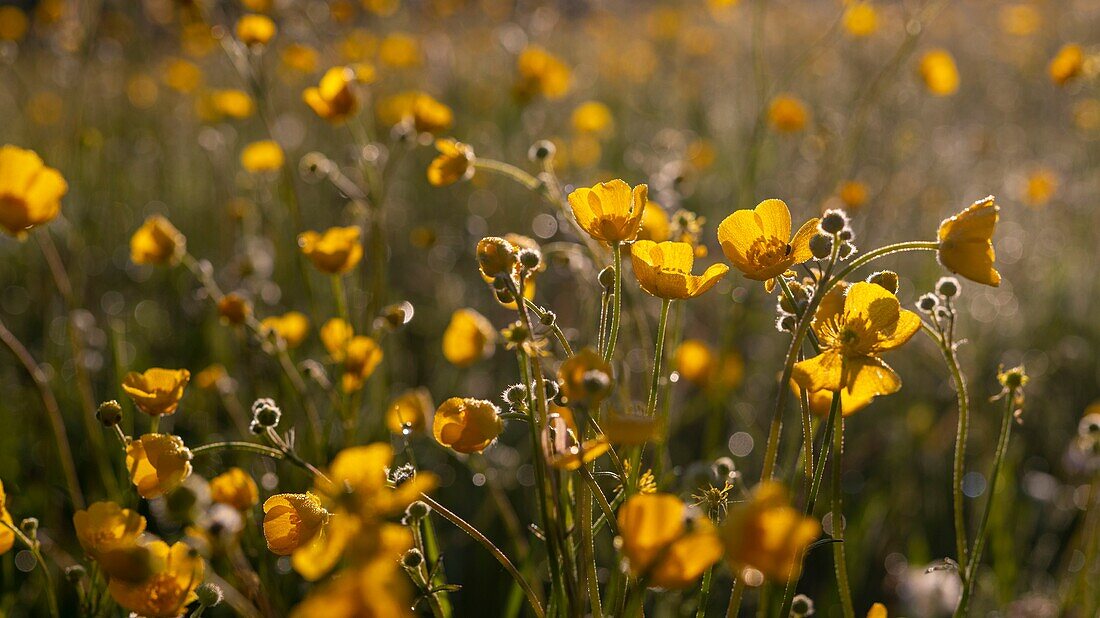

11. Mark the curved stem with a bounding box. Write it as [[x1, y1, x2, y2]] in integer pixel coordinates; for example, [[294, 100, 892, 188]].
[[473, 159, 542, 191], [824, 241, 939, 293], [522, 298, 574, 357], [604, 243, 624, 362], [190, 441, 286, 460]]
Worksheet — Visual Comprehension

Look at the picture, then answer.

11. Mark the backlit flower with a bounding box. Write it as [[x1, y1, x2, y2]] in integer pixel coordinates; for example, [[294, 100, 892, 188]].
[[567, 179, 647, 244], [790, 379, 873, 417], [515, 46, 572, 100], [476, 236, 517, 279], [427, 139, 475, 186], [341, 336, 383, 392], [631, 240, 729, 300], [240, 140, 284, 173], [386, 388, 432, 434], [303, 66, 358, 123], [73, 501, 146, 555], [442, 308, 496, 367], [617, 493, 724, 589], [718, 199, 818, 289], [0, 145, 67, 237], [107, 541, 204, 618], [558, 347, 613, 407], [638, 201, 671, 242], [1049, 44, 1084, 86], [919, 49, 959, 96], [0, 481, 14, 555], [722, 481, 820, 582], [377, 91, 453, 135], [210, 89, 254, 119], [602, 408, 663, 445], [937, 196, 1001, 287], [130, 215, 185, 265], [122, 368, 190, 416], [235, 14, 276, 46], [263, 492, 329, 555], [298, 226, 363, 274], [260, 311, 310, 348], [126, 434, 193, 499], [433, 397, 503, 454], [210, 468, 259, 511], [321, 317, 355, 361]]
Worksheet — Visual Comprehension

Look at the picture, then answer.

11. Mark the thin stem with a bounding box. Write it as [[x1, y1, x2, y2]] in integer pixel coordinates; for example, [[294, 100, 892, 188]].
[[604, 243, 624, 362], [647, 299, 673, 418], [2, 521, 59, 618], [832, 417, 855, 618], [824, 241, 939, 293], [331, 274, 350, 325], [696, 567, 714, 618], [522, 298, 574, 356], [190, 441, 287, 460], [725, 578, 745, 618], [473, 159, 542, 191]]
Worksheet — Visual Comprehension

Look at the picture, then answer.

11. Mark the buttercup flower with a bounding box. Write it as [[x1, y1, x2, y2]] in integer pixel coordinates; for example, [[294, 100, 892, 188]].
[[1049, 44, 1084, 86], [433, 397, 503, 454], [130, 215, 186, 265], [790, 380, 873, 417], [240, 140, 284, 173], [558, 347, 613, 407], [107, 541, 204, 618], [919, 49, 959, 96], [377, 91, 453, 135], [263, 492, 329, 555], [210, 468, 259, 511], [298, 226, 363, 274], [572, 101, 613, 135], [260, 311, 310, 348], [718, 199, 819, 289], [290, 560, 413, 618], [791, 282, 920, 401], [867, 603, 888, 618], [567, 179, 648, 244], [722, 481, 820, 582], [321, 317, 355, 361], [217, 293, 252, 325], [602, 408, 663, 445], [210, 89, 254, 119], [378, 32, 421, 68], [937, 195, 1001, 287], [427, 139, 475, 187], [476, 236, 517, 279], [386, 388, 432, 434], [73, 501, 146, 555], [843, 2, 878, 37], [0, 145, 67, 237], [617, 493, 724, 589], [341, 336, 383, 392], [303, 66, 358, 123], [768, 94, 809, 132], [0, 481, 14, 555], [547, 434, 610, 471], [638, 202, 671, 242], [838, 180, 869, 210], [235, 14, 276, 46], [122, 368, 191, 416], [126, 434, 193, 499], [442, 308, 496, 367], [515, 46, 572, 100], [631, 240, 729, 300]]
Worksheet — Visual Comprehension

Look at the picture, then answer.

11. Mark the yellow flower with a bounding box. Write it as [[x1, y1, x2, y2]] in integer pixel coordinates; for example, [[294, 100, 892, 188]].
[[571, 101, 613, 136], [298, 226, 363, 274], [843, 2, 878, 37], [163, 58, 203, 93], [341, 336, 383, 392], [130, 215, 185, 265], [193, 364, 227, 390], [617, 493, 724, 589], [281, 43, 320, 74], [548, 434, 611, 471], [303, 66, 358, 124], [558, 347, 613, 407], [638, 201, 671, 242], [235, 14, 276, 46], [290, 560, 414, 618], [378, 32, 421, 68], [433, 397, 503, 454], [867, 603, 888, 618], [476, 236, 517, 279], [210, 468, 259, 511], [107, 541, 204, 618], [321, 317, 355, 361], [789, 379, 873, 417], [122, 368, 191, 417], [919, 49, 959, 96], [126, 434, 193, 499], [838, 180, 869, 210], [722, 481, 820, 582], [717, 198, 819, 289], [675, 339, 715, 386], [260, 311, 310, 348], [386, 388, 433, 434], [767, 95, 809, 133], [791, 282, 920, 402], [377, 91, 454, 135], [263, 492, 329, 555], [1049, 44, 1084, 86], [0, 6, 29, 41], [567, 179, 647, 244], [442, 308, 496, 367], [0, 145, 68, 237], [602, 408, 663, 446], [240, 140, 285, 173], [210, 89, 254, 119], [427, 139, 475, 186], [73, 501, 146, 556], [515, 46, 572, 100], [631, 240, 729, 300], [1024, 168, 1058, 207], [937, 195, 1001, 287], [217, 292, 252, 325], [0, 481, 15, 555]]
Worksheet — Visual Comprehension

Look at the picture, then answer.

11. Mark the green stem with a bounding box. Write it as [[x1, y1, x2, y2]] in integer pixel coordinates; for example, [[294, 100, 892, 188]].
[[332, 274, 350, 325], [523, 298, 574, 356], [725, 578, 745, 618], [1, 521, 59, 618], [824, 241, 940, 293], [473, 159, 542, 191], [832, 417, 855, 618], [190, 441, 287, 459], [647, 299, 672, 418], [605, 243, 624, 362], [696, 567, 714, 618]]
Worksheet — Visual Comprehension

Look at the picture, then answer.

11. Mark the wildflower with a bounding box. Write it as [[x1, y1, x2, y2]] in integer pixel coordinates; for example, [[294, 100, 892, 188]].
[[675, 339, 715, 386], [0, 481, 13, 555], [217, 293, 252, 325], [919, 49, 959, 96], [476, 236, 518, 279], [867, 603, 888, 618], [341, 336, 383, 392], [259, 311, 310, 348], [572, 101, 614, 136], [378, 32, 421, 68], [377, 91, 453, 135], [515, 46, 572, 100], [0, 145, 67, 237], [235, 14, 276, 47], [604, 408, 663, 445], [163, 58, 203, 93], [790, 380, 873, 417], [843, 2, 878, 37], [107, 541, 204, 618], [558, 347, 613, 407], [567, 179, 648, 244], [130, 215, 186, 265], [321, 317, 355, 361], [717, 198, 820, 290], [263, 492, 329, 557], [303, 67, 358, 123], [386, 388, 432, 434], [722, 481, 820, 582], [122, 368, 191, 417], [193, 365, 227, 390], [616, 493, 724, 589], [442, 308, 496, 367], [210, 468, 259, 511], [792, 282, 920, 401], [240, 140, 284, 173], [767, 95, 809, 132], [548, 434, 611, 471], [432, 397, 503, 454], [210, 89, 254, 119], [298, 226, 363, 274], [290, 559, 413, 618], [281, 43, 319, 74], [631, 240, 729, 300], [126, 434, 193, 499], [937, 196, 1001, 287], [1024, 168, 1058, 207], [73, 501, 146, 556], [639, 202, 671, 242], [838, 180, 869, 210], [1049, 44, 1084, 86], [427, 139, 475, 186]]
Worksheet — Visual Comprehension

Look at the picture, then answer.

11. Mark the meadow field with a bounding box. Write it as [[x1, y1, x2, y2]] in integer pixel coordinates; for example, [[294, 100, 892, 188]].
[[0, 0, 1098, 616]]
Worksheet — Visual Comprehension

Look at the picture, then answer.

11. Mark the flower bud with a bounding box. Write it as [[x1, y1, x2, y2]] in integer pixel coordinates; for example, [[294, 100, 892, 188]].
[[502, 384, 528, 406], [97, 400, 123, 427], [251, 398, 282, 428], [776, 315, 796, 332], [819, 209, 849, 234], [20, 518, 39, 537], [195, 583, 224, 608], [997, 365, 1029, 390], [517, 248, 542, 271], [809, 234, 833, 260], [936, 276, 960, 298], [791, 594, 815, 617], [539, 310, 557, 326], [867, 270, 899, 294], [582, 370, 611, 395], [528, 140, 556, 162], [917, 293, 938, 313], [837, 241, 855, 260], [598, 266, 616, 289], [405, 500, 431, 522], [402, 548, 424, 569], [543, 379, 560, 401]]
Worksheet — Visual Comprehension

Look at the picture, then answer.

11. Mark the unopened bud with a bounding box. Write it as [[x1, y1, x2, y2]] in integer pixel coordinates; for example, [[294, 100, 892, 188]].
[[97, 400, 123, 427]]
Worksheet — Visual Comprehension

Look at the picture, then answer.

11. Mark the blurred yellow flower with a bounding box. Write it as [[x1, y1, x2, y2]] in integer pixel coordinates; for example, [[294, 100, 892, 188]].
[[617, 493, 724, 589], [548, 434, 610, 471], [342, 336, 383, 393], [290, 560, 414, 618], [130, 215, 185, 265], [377, 91, 454, 135], [515, 45, 571, 101], [298, 226, 363, 274], [210, 89, 254, 119], [217, 292, 252, 325], [107, 541, 203, 618], [427, 139, 475, 186], [0, 481, 13, 555], [999, 4, 1041, 37], [767, 94, 809, 133], [378, 32, 421, 68], [567, 179, 647, 244], [572, 101, 614, 136], [675, 339, 715, 386], [432, 397, 503, 454], [631, 240, 729, 300], [0, 145, 67, 237], [126, 434, 193, 499], [867, 602, 888, 618], [602, 408, 662, 445], [937, 195, 1001, 287], [122, 368, 191, 417], [263, 492, 329, 555], [73, 501, 146, 555], [321, 317, 355, 361], [303, 66, 358, 124], [210, 467, 259, 511], [240, 140, 284, 173], [1024, 168, 1058, 207], [638, 201, 671, 242], [717, 198, 819, 289], [163, 58, 203, 93], [193, 364, 227, 390], [843, 2, 878, 38], [919, 49, 959, 96], [0, 6, 29, 41], [792, 281, 920, 401], [260, 311, 310, 348], [722, 481, 820, 582], [838, 180, 869, 210], [339, 29, 377, 62], [281, 43, 320, 74], [558, 347, 613, 407], [235, 14, 276, 46], [1049, 43, 1084, 87], [442, 308, 496, 367], [386, 388, 433, 434]]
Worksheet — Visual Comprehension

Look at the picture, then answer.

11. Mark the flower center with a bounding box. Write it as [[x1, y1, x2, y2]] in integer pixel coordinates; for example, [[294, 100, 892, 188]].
[[747, 237, 790, 268]]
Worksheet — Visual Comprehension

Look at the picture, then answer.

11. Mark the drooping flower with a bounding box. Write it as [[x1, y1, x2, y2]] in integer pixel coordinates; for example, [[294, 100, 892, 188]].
[[73, 501, 146, 556], [722, 481, 820, 582], [717, 199, 819, 290], [235, 14, 276, 46], [240, 140, 285, 173], [631, 240, 729, 300], [130, 215, 186, 265], [427, 139, 475, 187], [919, 49, 959, 96], [617, 493, 724, 589], [122, 368, 191, 417], [432, 397, 503, 454], [107, 541, 204, 618], [791, 282, 920, 401], [0, 145, 67, 237], [210, 468, 259, 511], [1049, 43, 1084, 86], [341, 336, 383, 393], [442, 308, 496, 367], [303, 66, 358, 123], [126, 434, 193, 499], [566, 179, 647, 244], [260, 311, 310, 348], [298, 226, 363, 274], [937, 196, 1001, 287], [476, 236, 518, 279]]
